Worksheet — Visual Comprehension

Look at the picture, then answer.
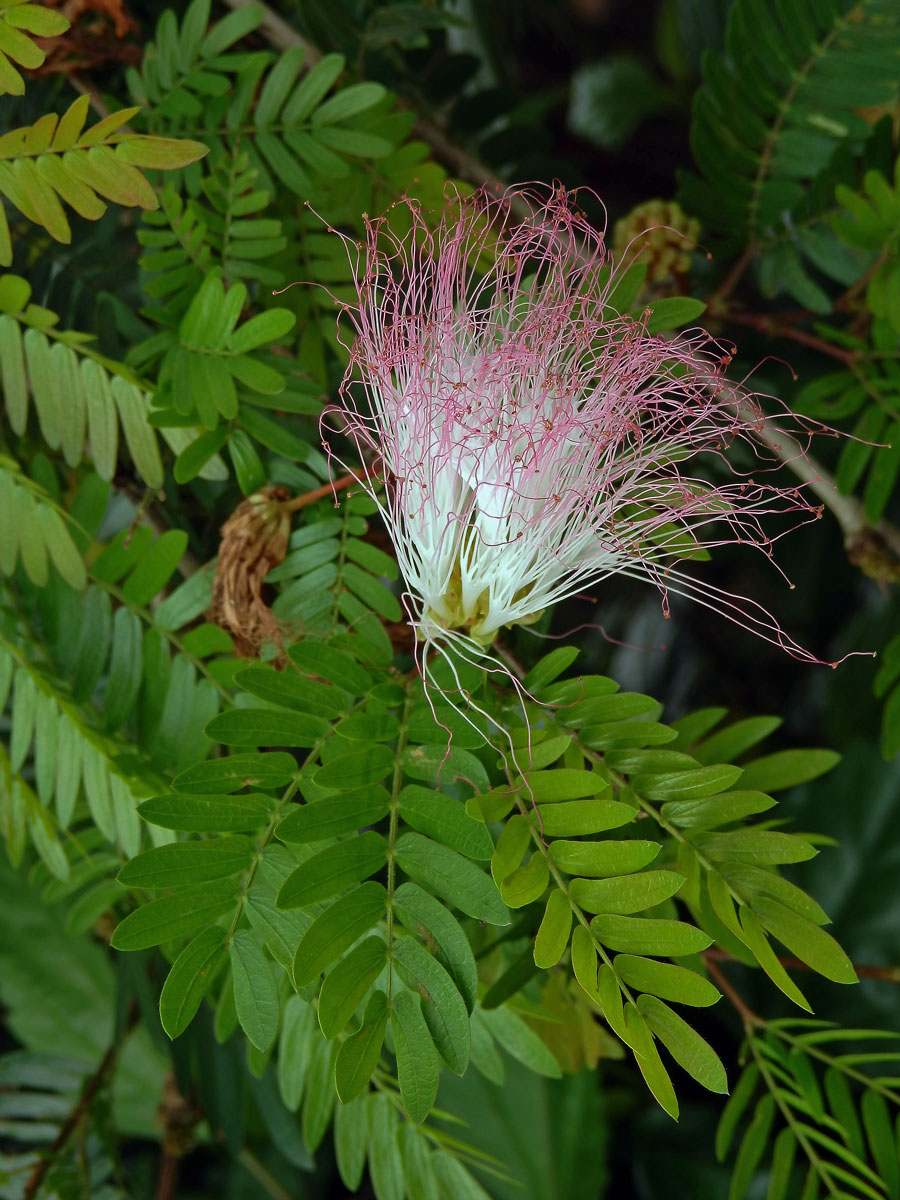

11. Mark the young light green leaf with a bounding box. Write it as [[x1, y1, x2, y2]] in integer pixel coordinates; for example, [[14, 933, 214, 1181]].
[[570, 869, 685, 914], [535, 784, 630, 828], [549, 839, 660, 878], [738, 907, 811, 1011], [533, 889, 573, 968], [615, 955, 721, 1007], [752, 897, 856, 984], [590, 914, 712, 956], [638, 994, 727, 1093], [624, 1002, 679, 1119]]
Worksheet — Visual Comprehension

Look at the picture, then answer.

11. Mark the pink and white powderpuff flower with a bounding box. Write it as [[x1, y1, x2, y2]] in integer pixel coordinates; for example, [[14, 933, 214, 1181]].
[[323, 184, 829, 679]]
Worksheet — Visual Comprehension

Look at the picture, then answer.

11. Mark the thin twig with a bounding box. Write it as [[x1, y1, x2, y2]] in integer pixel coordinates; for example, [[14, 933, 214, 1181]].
[[705, 946, 900, 982], [727, 311, 855, 365], [283, 468, 369, 512], [237, 1148, 295, 1200], [703, 955, 762, 1028], [23, 1004, 138, 1200]]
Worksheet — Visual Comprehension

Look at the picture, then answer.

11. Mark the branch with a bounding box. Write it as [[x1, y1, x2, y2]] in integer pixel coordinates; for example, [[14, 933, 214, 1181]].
[[703, 955, 761, 1029], [705, 945, 900, 983], [23, 1004, 138, 1200]]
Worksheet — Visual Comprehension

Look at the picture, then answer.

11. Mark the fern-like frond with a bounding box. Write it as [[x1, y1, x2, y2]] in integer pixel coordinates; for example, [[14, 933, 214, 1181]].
[[127, 0, 393, 201], [0, 2, 69, 96], [679, 0, 900, 248], [0, 272, 227, 485], [0, 93, 207, 265], [718, 1023, 900, 1200], [0, 460, 85, 589]]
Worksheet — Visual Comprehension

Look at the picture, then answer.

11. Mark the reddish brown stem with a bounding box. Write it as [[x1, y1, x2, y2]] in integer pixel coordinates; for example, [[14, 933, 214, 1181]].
[[703, 955, 762, 1028], [711, 244, 758, 306], [705, 946, 900, 982], [727, 311, 855, 364], [23, 1005, 137, 1200], [283, 470, 363, 512]]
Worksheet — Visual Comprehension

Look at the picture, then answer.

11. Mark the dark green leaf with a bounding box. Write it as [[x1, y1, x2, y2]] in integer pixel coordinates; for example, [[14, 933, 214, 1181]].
[[292, 882, 386, 986], [395, 832, 508, 925], [230, 929, 279, 1052], [334, 989, 388, 1103], [276, 832, 386, 908], [391, 987, 439, 1123]]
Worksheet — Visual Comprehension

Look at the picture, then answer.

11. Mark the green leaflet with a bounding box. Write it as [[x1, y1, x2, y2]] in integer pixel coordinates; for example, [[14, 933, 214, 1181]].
[[275, 788, 390, 843], [138, 792, 275, 832], [728, 1094, 776, 1200], [117, 836, 254, 888], [314, 744, 395, 789], [632, 764, 744, 801], [737, 750, 840, 792], [395, 832, 508, 926], [570, 870, 686, 914], [624, 1003, 679, 1120], [519, 768, 609, 802], [637, 994, 727, 1093], [392, 934, 470, 1075], [738, 907, 811, 1011], [477, 1005, 561, 1078], [534, 797, 635, 836], [533, 889, 573, 968], [614, 955, 720, 1007], [205, 708, 330, 748], [752, 897, 857, 984], [334, 1095, 369, 1192], [110, 878, 238, 950], [391, 988, 439, 1124], [398, 784, 494, 860], [229, 930, 280, 1053], [276, 831, 387, 908], [292, 882, 386, 987], [277, 995, 318, 1112], [334, 989, 389, 1103], [392, 882, 478, 1014], [548, 839, 661, 878], [317, 935, 386, 1038], [173, 752, 297, 793], [287, 641, 373, 694], [590, 915, 712, 956]]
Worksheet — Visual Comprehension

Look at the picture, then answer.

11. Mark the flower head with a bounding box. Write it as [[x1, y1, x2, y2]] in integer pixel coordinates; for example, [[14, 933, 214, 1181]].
[[325, 184, 825, 672]]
